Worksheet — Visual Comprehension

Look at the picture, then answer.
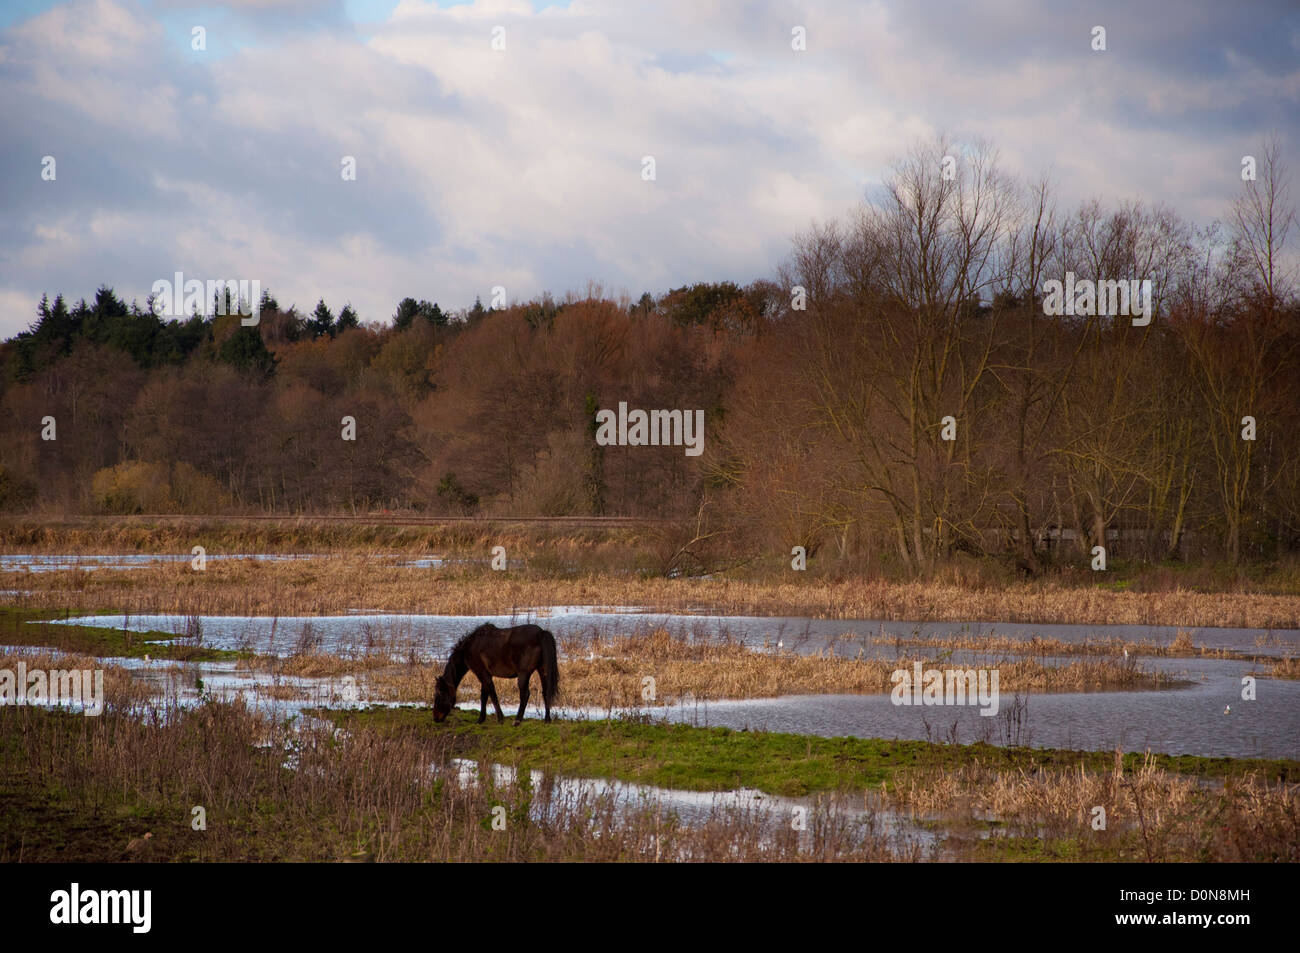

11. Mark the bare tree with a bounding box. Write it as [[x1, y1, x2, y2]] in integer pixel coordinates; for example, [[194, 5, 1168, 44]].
[[1230, 135, 1297, 304]]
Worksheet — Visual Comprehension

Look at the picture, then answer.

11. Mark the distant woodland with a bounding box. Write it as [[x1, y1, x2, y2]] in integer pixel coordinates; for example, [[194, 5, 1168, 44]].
[[3, 139, 1297, 572]]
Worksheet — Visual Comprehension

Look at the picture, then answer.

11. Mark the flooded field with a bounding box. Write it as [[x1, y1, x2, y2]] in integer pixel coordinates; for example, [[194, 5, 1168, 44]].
[[45, 605, 1300, 657], [651, 676, 1299, 759], [3, 579, 1296, 864], [16, 604, 1298, 759], [0, 553, 447, 572], [0, 553, 323, 572]]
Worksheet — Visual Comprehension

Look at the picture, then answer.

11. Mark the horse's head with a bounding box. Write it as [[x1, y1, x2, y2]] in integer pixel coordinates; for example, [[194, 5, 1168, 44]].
[[432, 675, 455, 723]]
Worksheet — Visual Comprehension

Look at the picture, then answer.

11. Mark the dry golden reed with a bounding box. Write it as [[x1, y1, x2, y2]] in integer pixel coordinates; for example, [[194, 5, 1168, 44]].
[[871, 627, 1252, 660], [884, 749, 1299, 862], [5, 557, 1299, 629], [245, 627, 1178, 707]]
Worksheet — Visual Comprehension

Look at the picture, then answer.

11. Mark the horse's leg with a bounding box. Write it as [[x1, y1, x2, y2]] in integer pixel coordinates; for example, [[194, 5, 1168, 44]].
[[477, 679, 489, 724], [514, 673, 530, 725], [487, 680, 505, 723]]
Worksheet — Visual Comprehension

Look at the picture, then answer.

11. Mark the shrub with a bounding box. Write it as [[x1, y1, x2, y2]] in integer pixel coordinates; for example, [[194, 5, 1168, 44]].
[[169, 461, 229, 513], [91, 461, 172, 514]]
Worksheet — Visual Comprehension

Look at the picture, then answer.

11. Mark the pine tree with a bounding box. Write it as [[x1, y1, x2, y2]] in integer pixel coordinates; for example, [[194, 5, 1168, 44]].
[[336, 304, 360, 333], [309, 299, 335, 339]]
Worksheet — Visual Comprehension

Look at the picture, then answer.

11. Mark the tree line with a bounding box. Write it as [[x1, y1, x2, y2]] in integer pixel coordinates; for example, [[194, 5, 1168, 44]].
[[1, 136, 1296, 571]]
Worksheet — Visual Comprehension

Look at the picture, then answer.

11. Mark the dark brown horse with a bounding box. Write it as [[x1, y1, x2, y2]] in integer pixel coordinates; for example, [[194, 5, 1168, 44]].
[[432, 623, 559, 725]]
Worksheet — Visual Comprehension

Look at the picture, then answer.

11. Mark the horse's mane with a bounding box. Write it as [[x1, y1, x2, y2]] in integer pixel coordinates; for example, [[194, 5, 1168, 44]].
[[443, 623, 496, 677]]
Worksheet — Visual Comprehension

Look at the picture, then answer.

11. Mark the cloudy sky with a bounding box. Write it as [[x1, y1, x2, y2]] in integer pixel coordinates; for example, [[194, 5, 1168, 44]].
[[0, 0, 1296, 336]]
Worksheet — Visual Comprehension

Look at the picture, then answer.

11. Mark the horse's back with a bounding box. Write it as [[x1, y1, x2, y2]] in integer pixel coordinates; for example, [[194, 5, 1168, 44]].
[[504, 623, 551, 648], [465, 623, 553, 672]]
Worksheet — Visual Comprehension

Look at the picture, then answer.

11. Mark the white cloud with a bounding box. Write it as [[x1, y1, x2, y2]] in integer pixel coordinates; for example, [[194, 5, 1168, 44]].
[[0, 0, 1295, 338]]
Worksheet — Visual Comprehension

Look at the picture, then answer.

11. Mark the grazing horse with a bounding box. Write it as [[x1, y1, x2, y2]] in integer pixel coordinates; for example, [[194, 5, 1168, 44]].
[[432, 623, 558, 725]]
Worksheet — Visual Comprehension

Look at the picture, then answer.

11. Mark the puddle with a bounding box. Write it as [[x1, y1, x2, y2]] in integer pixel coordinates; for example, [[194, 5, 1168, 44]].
[[445, 757, 937, 855]]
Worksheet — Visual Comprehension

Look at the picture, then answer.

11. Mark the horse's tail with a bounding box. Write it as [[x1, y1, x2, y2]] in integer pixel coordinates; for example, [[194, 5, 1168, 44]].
[[540, 628, 559, 708]]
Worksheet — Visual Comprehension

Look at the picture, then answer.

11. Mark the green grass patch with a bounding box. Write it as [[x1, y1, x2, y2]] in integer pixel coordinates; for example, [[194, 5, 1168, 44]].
[[321, 706, 1300, 797], [0, 606, 237, 662]]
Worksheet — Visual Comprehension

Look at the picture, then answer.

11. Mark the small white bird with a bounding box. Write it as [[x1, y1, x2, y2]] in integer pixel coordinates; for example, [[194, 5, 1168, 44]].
[[776, 640, 784, 653]]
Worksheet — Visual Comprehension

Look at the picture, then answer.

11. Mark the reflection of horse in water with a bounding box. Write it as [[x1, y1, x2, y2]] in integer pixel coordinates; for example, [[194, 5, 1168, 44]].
[[432, 623, 559, 725]]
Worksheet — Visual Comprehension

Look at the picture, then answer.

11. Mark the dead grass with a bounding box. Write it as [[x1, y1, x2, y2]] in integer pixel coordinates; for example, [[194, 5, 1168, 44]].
[[0, 698, 914, 862], [4, 556, 1299, 629], [0, 649, 152, 706], [1270, 657, 1300, 679], [4, 695, 1291, 862], [277, 628, 1178, 708], [884, 748, 1299, 861], [1169, 628, 1195, 655], [869, 626, 1254, 660]]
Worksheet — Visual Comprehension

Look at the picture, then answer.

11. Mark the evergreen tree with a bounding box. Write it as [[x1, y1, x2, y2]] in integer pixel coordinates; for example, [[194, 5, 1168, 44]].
[[421, 301, 446, 326], [309, 299, 335, 339], [393, 297, 420, 330], [217, 325, 277, 378], [336, 304, 360, 333], [631, 291, 656, 318]]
